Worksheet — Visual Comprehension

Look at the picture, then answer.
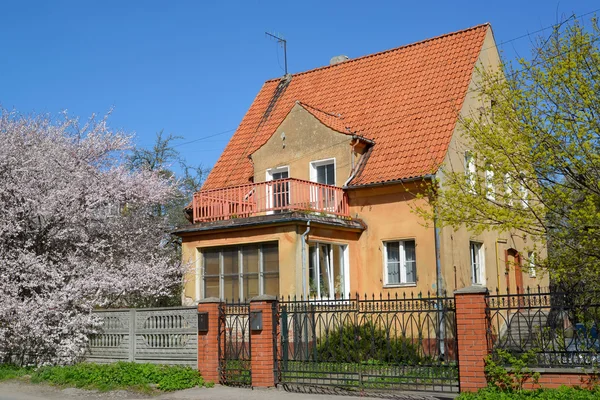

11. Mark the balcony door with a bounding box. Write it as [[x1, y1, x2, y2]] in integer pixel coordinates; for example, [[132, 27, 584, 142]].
[[266, 166, 289, 213], [310, 159, 336, 211]]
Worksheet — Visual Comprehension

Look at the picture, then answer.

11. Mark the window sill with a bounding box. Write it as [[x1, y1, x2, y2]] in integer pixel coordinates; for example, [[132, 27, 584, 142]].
[[383, 283, 417, 288]]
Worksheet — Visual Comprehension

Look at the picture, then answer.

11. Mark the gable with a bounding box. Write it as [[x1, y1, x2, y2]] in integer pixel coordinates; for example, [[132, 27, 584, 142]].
[[202, 24, 490, 190], [250, 103, 356, 187]]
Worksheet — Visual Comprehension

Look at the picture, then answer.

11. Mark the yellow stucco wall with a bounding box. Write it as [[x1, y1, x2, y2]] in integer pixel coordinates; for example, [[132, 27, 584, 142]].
[[250, 103, 357, 186]]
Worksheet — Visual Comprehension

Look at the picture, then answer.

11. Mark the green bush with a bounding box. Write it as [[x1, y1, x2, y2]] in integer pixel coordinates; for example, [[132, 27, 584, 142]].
[[29, 362, 205, 392], [458, 386, 600, 399], [316, 321, 422, 364], [0, 364, 32, 381]]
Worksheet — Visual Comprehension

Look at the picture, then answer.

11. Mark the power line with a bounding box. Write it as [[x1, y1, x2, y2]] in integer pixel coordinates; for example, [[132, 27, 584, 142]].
[[172, 128, 236, 148]]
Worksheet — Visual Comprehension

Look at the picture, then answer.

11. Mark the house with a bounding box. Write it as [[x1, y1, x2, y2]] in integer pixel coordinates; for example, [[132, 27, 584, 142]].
[[174, 23, 548, 303]]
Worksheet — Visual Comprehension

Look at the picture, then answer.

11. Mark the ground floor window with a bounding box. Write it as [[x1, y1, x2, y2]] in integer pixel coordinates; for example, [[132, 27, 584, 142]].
[[202, 242, 279, 300], [308, 242, 348, 299], [470, 241, 485, 285], [383, 240, 417, 285]]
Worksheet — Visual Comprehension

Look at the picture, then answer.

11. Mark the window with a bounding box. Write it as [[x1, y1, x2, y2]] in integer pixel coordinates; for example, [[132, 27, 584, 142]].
[[470, 242, 485, 285], [202, 242, 279, 300], [465, 152, 476, 193], [504, 173, 513, 206], [519, 177, 529, 208], [310, 159, 335, 186], [527, 251, 536, 278], [485, 165, 495, 201], [266, 166, 289, 212], [308, 242, 348, 298], [383, 240, 416, 286]]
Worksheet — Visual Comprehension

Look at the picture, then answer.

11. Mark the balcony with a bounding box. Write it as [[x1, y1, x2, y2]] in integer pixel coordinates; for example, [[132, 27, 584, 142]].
[[192, 178, 350, 223]]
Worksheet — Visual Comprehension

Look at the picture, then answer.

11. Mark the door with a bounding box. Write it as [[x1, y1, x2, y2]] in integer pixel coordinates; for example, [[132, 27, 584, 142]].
[[266, 168, 289, 213]]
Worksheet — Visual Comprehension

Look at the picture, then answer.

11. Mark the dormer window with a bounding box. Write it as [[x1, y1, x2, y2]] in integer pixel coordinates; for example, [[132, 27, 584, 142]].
[[310, 158, 335, 186]]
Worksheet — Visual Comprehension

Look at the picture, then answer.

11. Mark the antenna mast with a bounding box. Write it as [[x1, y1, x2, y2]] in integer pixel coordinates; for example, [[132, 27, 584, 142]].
[[265, 32, 288, 75]]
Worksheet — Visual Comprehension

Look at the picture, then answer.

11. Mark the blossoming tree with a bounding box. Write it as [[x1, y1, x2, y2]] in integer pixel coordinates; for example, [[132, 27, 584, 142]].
[[0, 110, 185, 365]]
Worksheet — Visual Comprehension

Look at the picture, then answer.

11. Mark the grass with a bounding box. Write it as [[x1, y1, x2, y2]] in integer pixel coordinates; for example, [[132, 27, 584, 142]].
[[0, 362, 211, 393], [458, 386, 600, 399]]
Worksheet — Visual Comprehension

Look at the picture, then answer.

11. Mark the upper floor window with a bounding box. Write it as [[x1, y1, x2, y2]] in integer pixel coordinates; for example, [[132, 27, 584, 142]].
[[465, 152, 476, 193], [470, 242, 485, 285], [202, 242, 279, 301], [383, 240, 416, 286], [485, 164, 495, 201], [310, 158, 335, 186], [527, 251, 536, 278]]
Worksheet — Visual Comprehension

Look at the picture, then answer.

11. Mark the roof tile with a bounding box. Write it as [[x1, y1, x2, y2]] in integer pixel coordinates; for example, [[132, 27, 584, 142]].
[[203, 24, 489, 189]]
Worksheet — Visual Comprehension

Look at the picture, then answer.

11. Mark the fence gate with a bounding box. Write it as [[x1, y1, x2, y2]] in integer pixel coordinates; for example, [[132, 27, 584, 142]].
[[277, 294, 459, 396], [218, 302, 251, 386]]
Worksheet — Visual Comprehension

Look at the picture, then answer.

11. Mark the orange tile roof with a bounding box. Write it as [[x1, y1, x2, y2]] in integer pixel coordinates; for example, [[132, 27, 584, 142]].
[[202, 24, 489, 189]]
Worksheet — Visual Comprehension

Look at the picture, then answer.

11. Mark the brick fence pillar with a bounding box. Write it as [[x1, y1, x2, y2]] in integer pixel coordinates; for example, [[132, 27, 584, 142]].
[[250, 295, 278, 388], [454, 286, 489, 392], [197, 297, 222, 384]]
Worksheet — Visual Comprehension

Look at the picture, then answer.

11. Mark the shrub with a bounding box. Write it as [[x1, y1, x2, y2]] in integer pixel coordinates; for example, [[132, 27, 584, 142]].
[[316, 321, 422, 364], [29, 362, 205, 392], [458, 386, 600, 399]]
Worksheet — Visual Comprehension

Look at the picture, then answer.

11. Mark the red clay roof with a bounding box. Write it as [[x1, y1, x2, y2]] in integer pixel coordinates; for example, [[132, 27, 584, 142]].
[[202, 24, 489, 189], [296, 102, 354, 135]]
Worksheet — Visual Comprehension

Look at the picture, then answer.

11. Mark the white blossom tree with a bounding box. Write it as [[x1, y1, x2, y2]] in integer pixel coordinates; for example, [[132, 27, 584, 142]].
[[0, 110, 186, 365]]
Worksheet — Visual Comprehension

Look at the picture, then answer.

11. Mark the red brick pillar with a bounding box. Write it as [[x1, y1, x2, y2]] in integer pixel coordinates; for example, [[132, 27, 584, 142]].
[[455, 286, 489, 392], [197, 297, 222, 384], [250, 295, 278, 388]]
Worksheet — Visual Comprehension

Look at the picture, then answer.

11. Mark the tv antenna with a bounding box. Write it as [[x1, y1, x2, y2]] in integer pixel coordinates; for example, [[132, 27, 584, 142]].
[[265, 32, 288, 75]]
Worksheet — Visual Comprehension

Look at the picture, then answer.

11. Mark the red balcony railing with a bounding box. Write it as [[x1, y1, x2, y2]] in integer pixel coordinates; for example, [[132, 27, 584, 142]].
[[192, 178, 350, 223]]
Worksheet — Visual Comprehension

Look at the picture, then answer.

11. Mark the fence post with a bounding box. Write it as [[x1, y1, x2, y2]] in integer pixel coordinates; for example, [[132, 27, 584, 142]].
[[197, 297, 222, 384], [250, 295, 278, 388], [129, 309, 136, 362], [454, 286, 489, 393]]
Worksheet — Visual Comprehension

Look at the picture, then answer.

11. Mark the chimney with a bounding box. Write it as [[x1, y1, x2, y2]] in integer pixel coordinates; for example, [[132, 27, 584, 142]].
[[329, 55, 349, 66]]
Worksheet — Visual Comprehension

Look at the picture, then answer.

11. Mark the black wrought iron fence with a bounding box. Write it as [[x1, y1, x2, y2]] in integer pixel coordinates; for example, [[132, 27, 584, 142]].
[[486, 286, 600, 368], [277, 293, 459, 394], [218, 302, 251, 386]]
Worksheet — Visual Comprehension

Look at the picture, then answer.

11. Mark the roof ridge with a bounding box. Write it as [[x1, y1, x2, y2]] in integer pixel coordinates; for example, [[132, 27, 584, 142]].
[[265, 23, 490, 83]]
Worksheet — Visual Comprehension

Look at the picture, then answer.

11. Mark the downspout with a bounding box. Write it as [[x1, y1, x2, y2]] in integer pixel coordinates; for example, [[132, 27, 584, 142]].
[[301, 221, 311, 298], [433, 174, 446, 360]]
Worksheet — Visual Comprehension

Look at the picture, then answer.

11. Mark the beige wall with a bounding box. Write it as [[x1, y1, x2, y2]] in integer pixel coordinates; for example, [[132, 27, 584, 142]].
[[438, 26, 548, 294], [250, 104, 357, 186], [346, 183, 439, 296]]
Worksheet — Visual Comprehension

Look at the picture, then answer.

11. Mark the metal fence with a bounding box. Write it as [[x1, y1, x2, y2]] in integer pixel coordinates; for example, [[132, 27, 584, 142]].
[[218, 302, 251, 386], [87, 307, 198, 366], [486, 286, 600, 368], [277, 293, 459, 394]]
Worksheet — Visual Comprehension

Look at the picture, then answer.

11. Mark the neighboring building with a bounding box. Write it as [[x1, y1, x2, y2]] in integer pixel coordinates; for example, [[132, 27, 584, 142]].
[[174, 24, 548, 303]]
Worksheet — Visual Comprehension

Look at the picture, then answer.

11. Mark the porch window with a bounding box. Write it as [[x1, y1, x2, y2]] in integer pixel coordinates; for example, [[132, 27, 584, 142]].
[[308, 242, 348, 299], [470, 242, 485, 285], [383, 240, 416, 285], [202, 242, 279, 300]]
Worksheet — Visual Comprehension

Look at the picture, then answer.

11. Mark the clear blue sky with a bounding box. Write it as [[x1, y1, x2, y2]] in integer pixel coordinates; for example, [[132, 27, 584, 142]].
[[1, 0, 598, 172]]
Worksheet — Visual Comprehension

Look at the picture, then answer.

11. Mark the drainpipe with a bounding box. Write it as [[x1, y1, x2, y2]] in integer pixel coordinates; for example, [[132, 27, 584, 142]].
[[301, 221, 311, 298], [433, 177, 446, 360]]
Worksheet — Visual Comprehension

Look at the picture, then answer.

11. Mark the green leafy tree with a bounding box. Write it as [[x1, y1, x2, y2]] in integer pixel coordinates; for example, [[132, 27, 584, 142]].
[[418, 17, 600, 292]]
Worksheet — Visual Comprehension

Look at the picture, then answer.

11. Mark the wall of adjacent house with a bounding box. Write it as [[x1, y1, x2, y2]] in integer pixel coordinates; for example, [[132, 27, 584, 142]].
[[250, 103, 358, 186], [438, 26, 548, 294]]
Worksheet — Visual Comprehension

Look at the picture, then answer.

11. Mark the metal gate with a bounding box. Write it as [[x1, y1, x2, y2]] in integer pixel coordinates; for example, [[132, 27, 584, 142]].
[[218, 302, 251, 386], [277, 294, 459, 395]]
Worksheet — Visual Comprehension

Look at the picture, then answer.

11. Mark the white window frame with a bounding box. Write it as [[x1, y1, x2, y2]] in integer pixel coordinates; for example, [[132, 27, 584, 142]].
[[470, 241, 485, 285], [200, 243, 279, 301], [265, 166, 289, 214], [383, 239, 417, 287], [504, 173, 513, 206], [485, 166, 495, 201], [309, 158, 336, 186], [520, 178, 529, 209], [308, 241, 350, 300], [527, 251, 536, 278], [465, 152, 476, 193]]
